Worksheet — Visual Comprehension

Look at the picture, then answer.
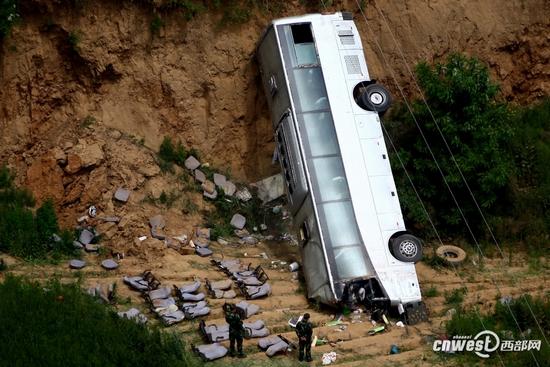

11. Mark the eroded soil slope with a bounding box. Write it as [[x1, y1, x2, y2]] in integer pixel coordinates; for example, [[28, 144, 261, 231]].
[[0, 0, 548, 211]]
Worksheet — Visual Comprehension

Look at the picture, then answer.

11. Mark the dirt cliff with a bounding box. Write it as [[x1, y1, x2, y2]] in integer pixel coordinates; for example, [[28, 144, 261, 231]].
[[0, 0, 548, 216]]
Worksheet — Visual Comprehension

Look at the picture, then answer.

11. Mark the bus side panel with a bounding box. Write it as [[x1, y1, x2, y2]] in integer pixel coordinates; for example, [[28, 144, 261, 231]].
[[257, 27, 292, 129]]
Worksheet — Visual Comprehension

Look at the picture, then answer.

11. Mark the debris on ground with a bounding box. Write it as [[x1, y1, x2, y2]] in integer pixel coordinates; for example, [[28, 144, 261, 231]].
[[222, 181, 236, 196], [230, 213, 246, 229], [213, 173, 226, 188], [322, 351, 337, 365], [87, 283, 115, 304], [390, 344, 400, 354], [184, 156, 201, 170], [113, 187, 130, 203], [101, 259, 119, 270], [235, 187, 252, 202], [396, 321, 405, 328], [252, 174, 284, 203], [88, 205, 97, 218], [435, 244, 467, 264], [258, 335, 292, 357], [117, 308, 148, 324], [288, 262, 299, 272], [194, 169, 206, 183], [79, 229, 95, 245], [69, 259, 86, 269], [195, 246, 213, 257], [368, 325, 386, 335], [85, 244, 100, 252]]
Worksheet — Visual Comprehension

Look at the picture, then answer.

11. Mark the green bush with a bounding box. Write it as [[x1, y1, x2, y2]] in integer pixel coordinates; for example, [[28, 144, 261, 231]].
[[0, 165, 74, 259], [158, 136, 189, 168], [0, 275, 201, 367], [387, 54, 549, 242], [444, 287, 467, 306], [445, 295, 549, 366], [0, 0, 18, 40]]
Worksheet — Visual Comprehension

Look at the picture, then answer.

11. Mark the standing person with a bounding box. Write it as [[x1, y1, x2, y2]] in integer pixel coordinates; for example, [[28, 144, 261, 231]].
[[224, 303, 245, 358], [295, 313, 313, 362]]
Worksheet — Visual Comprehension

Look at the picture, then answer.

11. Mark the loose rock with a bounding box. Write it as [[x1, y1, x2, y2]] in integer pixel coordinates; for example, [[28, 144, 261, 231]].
[[73, 241, 84, 249], [114, 188, 130, 202], [230, 214, 246, 229], [149, 214, 166, 229]]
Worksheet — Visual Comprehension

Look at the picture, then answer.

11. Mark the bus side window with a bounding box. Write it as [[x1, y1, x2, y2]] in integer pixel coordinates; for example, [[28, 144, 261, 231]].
[[290, 24, 318, 66], [299, 221, 310, 246]]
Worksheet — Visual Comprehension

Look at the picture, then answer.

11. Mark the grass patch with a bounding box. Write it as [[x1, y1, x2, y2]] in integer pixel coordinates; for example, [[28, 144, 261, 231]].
[[78, 115, 96, 129], [424, 286, 439, 297], [0, 165, 76, 259], [0, 275, 201, 367], [444, 294, 549, 366], [0, 258, 6, 271], [444, 288, 467, 307]]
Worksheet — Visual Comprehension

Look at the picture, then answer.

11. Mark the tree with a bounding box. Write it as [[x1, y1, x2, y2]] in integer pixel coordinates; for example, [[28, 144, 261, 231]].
[[387, 54, 516, 238]]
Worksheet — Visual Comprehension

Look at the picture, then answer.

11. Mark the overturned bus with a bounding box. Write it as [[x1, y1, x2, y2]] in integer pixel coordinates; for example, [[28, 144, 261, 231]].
[[257, 12, 427, 324]]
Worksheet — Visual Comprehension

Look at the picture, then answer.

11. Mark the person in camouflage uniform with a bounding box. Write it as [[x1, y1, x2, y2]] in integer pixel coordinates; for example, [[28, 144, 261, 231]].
[[224, 303, 245, 358], [295, 313, 313, 362]]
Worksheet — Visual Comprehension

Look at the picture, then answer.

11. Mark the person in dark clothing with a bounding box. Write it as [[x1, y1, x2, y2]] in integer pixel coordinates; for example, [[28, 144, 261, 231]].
[[224, 303, 245, 358], [295, 313, 313, 362]]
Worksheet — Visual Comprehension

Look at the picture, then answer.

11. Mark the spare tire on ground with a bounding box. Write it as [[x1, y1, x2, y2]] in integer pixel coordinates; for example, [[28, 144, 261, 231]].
[[435, 245, 467, 265]]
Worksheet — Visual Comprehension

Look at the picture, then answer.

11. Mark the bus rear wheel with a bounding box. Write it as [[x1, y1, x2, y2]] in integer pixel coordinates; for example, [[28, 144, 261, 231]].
[[390, 234, 423, 263], [359, 84, 392, 113]]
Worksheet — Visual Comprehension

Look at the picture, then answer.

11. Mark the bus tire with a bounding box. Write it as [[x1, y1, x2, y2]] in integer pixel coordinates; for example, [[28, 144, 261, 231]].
[[391, 234, 423, 263], [435, 245, 467, 265], [360, 84, 392, 113]]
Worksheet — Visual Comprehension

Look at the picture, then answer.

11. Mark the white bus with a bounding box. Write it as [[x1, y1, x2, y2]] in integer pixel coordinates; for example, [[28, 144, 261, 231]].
[[257, 12, 427, 323]]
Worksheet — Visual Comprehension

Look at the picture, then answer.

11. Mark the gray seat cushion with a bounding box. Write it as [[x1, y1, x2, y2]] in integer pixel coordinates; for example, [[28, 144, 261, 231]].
[[246, 283, 271, 299], [123, 276, 149, 291], [266, 340, 289, 357], [148, 286, 172, 300], [160, 310, 185, 325], [195, 247, 213, 257], [180, 292, 205, 302], [210, 279, 232, 290], [195, 343, 228, 361], [236, 301, 260, 318], [152, 297, 176, 309], [258, 335, 282, 349], [179, 280, 201, 294]]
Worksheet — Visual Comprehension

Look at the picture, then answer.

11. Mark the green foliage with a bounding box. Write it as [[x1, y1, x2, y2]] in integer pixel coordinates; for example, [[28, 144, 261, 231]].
[[445, 295, 549, 366], [422, 251, 449, 269], [386, 54, 547, 241], [0, 0, 19, 40], [158, 136, 189, 169], [0, 165, 73, 259], [424, 286, 439, 297], [0, 258, 6, 271], [0, 275, 201, 367], [67, 30, 82, 51], [150, 14, 165, 36], [78, 115, 96, 129], [444, 287, 467, 306]]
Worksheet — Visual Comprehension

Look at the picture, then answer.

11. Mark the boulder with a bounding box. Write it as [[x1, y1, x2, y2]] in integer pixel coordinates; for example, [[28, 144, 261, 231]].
[[185, 156, 201, 170], [194, 169, 207, 183], [26, 153, 65, 203], [230, 214, 246, 230], [213, 173, 227, 188], [114, 188, 130, 202]]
